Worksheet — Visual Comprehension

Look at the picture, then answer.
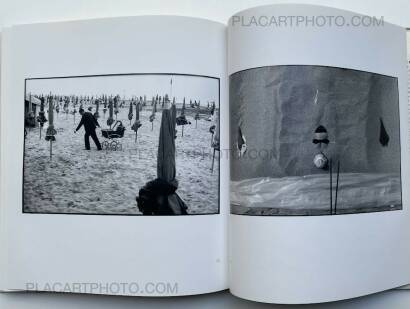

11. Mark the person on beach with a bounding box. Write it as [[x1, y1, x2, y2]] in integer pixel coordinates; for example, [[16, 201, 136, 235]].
[[75, 108, 102, 150]]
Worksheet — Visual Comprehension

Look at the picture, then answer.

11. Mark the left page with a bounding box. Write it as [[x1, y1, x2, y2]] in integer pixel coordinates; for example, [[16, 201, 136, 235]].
[[0, 15, 228, 296]]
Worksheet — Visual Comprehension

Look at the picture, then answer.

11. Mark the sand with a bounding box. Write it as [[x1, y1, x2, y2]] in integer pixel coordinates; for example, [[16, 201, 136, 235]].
[[23, 107, 219, 215]]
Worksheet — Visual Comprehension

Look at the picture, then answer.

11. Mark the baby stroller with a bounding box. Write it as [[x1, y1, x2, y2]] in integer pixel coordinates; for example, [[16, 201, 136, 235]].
[[101, 120, 126, 151]]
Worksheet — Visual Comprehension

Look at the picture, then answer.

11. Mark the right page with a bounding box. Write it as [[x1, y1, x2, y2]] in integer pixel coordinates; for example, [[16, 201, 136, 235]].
[[228, 4, 410, 304]]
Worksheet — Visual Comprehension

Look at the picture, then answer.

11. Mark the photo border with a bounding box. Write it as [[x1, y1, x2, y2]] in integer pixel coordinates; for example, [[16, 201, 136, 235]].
[[23, 72, 221, 216], [229, 64, 403, 217]]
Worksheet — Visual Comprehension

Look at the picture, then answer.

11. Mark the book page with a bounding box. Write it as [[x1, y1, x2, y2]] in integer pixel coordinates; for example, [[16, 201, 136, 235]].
[[0, 16, 228, 296], [228, 4, 410, 304]]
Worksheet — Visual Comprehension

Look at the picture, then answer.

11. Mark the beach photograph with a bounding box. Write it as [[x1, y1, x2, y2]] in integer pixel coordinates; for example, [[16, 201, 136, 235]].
[[230, 65, 402, 216], [23, 73, 220, 215]]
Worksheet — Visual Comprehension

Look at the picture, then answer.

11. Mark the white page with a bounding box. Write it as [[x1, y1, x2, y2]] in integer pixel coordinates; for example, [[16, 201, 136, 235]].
[[0, 15, 228, 296], [228, 4, 410, 304]]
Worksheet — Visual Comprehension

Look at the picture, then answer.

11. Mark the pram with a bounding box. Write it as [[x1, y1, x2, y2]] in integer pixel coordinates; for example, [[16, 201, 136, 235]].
[[101, 120, 126, 151]]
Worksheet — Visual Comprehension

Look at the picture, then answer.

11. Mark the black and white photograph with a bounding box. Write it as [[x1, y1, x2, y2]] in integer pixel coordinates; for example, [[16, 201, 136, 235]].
[[23, 73, 220, 215], [230, 65, 402, 216]]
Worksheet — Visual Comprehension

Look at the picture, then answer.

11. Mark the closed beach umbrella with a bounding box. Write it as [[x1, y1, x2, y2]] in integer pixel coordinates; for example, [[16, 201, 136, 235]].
[[157, 104, 177, 182], [135, 103, 187, 215], [149, 101, 156, 131], [176, 97, 189, 137], [94, 99, 100, 119], [36, 96, 48, 139], [194, 106, 200, 128], [107, 98, 114, 127], [128, 100, 133, 125], [210, 109, 220, 172], [45, 96, 56, 140], [114, 97, 119, 120], [45, 95, 57, 160], [131, 102, 142, 142]]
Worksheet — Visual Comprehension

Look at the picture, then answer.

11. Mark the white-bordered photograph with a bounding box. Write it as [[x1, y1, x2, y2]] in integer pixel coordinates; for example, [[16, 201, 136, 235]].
[[23, 73, 220, 215], [230, 65, 402, 216]]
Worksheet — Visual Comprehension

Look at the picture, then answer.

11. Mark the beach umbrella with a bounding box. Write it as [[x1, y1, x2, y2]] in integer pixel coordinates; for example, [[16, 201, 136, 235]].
[[114, 97, 119, 120], [149, 101, 156, 131], [176, 97, 189, 137], [26, 93, 36, 127], [45, 95, 57, 160], [36, 96, 48, 139], [128, 100, 133, 125], [157, 104, 177, 183], [107, 98, 114, 127], [131, 102, 142, 142], [94, 99, 100, 119], [210, 110, 220, 172], [194, 106, 200, 128], [72, 108, 77, 124], [135, 103, 187, 215], [103, 99, 107, 118]]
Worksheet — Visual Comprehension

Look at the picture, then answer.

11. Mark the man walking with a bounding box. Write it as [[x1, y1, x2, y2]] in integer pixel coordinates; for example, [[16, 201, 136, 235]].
[[75, 108, 102, 150]]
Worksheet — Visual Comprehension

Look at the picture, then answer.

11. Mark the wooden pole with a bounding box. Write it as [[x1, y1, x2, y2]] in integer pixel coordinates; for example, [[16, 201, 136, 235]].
[[335, 161, 340, 215], [50, 140, 52, 161], [329, 159, 333, 215], [211, 148, 216, 172], [182, 125, 184, 137]]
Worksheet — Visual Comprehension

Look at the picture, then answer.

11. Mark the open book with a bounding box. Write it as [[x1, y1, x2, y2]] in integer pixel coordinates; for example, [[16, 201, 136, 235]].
[[1, 4, 409, 305]]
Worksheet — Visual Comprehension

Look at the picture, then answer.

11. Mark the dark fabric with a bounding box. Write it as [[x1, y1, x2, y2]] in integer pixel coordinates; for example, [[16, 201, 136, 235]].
[[84, 130, 102, 150], [157, 105, 176, 182], [136, 178, 187, 215], [76, 112, 100, 133]]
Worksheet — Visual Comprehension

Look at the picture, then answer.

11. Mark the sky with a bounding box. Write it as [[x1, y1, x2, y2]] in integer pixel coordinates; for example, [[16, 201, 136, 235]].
[[26, 74, 219, 106]]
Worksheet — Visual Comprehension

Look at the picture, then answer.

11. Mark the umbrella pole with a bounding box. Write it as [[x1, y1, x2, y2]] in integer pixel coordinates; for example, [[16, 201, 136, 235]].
[[135, 132, 138, 143], [151, 122, 153, 131], [182, 125, 184, 137], [211, 148, 216, 173], [50, 140, 52, 161], [195, 120, 197, 128], [329, 159, 333, 215], [335, 161, 340, 215]]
